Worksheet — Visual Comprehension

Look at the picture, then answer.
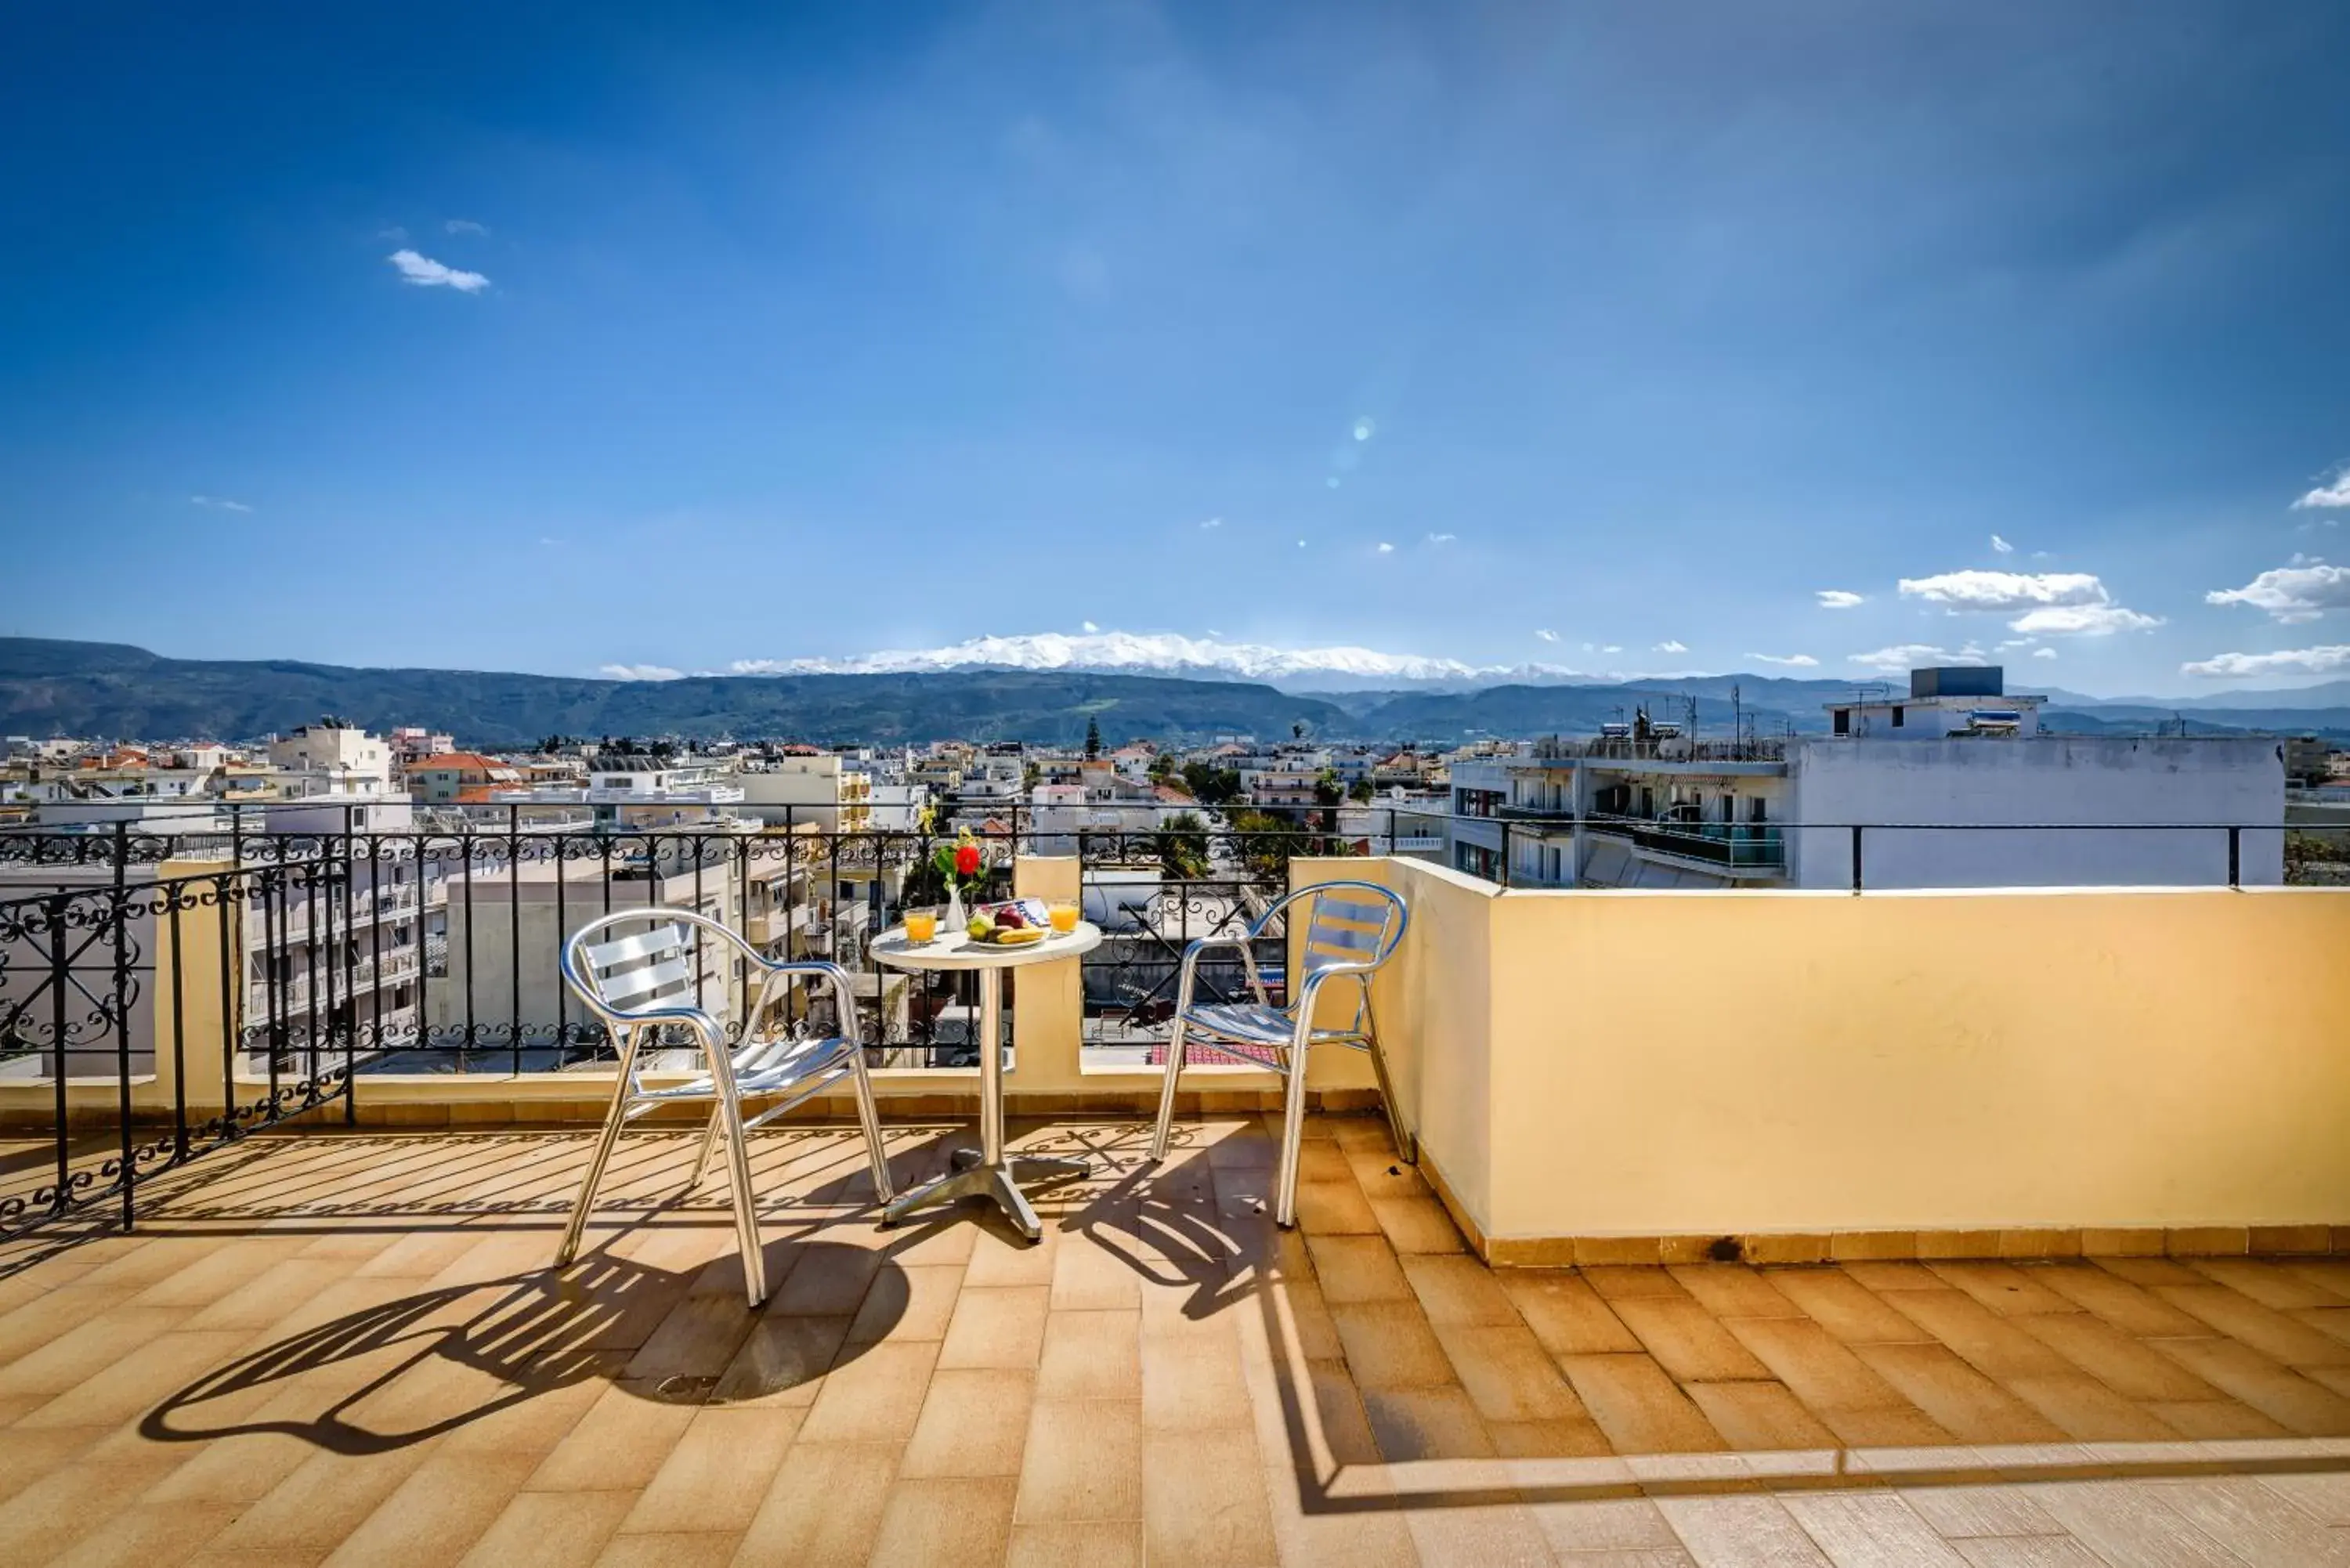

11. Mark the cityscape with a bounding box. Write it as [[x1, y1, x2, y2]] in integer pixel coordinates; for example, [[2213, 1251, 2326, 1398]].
[[9, 4, 2350, 1565]]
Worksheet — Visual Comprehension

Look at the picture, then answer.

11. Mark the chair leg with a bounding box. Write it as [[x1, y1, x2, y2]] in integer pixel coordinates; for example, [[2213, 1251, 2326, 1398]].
[[1271, 1041, 1313, 1229], [718, 1093, 767, 1307], [1149, 1010, 1190, 1162], [557, 1026, 642, 1268], [1361, 995, 1415, 1165], [687, 1104, 725, 1192], [848, 1047, 894, 1205]]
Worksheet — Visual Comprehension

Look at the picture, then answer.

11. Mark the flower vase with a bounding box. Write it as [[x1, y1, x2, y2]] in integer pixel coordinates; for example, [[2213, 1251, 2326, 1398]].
[[945, 885, 967, 934]]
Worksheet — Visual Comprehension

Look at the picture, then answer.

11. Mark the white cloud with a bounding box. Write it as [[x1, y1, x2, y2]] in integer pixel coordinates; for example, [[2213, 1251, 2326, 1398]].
[[2007, 604, 2163, 636], [1898, 569, 2108, 611], [2181, 645, 2350, 679], [728, 631, 1536, 685], [1848, 643, 1988, 672], [387, 249, 489, 292], [1991, 533, 2015, 555], [1296, 538, 1307, 548], [1376, 542, 1394, 554], [1081, 620, 1099, 633], [598, 663, 685, 681], [537, 536, 566, 547], [1900, 569, 2156, 637], [375, 226, 408, 243], [1199, 516, 1222, 529], [2205, 563, 2350, 623], [1425, 532, 1455, 545], [1746, 652, 1820, 667], [444, 219, 490, 236], [2033, 647, 2059, 659], [1654, 640, 1688, 654], [2292, 466, 2350, 509], [1535, 630, 1558, 643], [1602, 645, 1622, 654], [189, 495, 252, 513], [1815, 590, 1865, 609]]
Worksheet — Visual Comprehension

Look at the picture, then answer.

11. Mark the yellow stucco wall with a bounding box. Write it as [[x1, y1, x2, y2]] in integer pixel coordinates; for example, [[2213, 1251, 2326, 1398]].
[[1370, 858, 2350, 1245]]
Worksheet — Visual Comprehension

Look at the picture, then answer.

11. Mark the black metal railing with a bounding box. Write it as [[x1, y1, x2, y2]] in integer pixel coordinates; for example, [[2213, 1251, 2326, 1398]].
[[0, 848, 357, 1242], [0, 804, 1412, 1077], [1491, 815, 2316, 891]]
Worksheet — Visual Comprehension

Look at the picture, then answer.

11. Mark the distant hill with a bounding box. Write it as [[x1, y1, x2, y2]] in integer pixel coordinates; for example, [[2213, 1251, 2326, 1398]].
[[0, 638, 1350, 748], [5, 637, 2348, 748]]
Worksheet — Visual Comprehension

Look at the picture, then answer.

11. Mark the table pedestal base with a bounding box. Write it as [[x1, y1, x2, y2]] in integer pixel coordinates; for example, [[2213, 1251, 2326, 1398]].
[[882, 1151, 1088, 1240]]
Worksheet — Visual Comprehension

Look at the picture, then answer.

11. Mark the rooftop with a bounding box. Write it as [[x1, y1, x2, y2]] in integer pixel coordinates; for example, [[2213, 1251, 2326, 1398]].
[[4, 1114, 2347, 1567]]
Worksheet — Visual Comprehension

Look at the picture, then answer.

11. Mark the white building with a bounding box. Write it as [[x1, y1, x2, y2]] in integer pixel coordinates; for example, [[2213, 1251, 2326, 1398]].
[[736, 755, 873, 833], [1448, 667, 2285, 891], [268, 720, 392, 790]]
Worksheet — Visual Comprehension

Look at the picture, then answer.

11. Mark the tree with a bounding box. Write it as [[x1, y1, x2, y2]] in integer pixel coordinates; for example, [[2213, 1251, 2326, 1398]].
[[1147, 750, 1176, 780], [1229, 809, 1306, 885], [1312, 768, 1344, 833], [1156, 811, 1210, 880], [1347, 777, 1375, 804], [1084, 717, 1103, 759], [1180, 761, 1243, 807]]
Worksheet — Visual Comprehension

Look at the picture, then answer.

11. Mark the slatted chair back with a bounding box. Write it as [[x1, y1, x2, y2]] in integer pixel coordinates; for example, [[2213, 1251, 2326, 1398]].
[[571, 920, 704, 1086], [1296, 884, 1404, 1031]]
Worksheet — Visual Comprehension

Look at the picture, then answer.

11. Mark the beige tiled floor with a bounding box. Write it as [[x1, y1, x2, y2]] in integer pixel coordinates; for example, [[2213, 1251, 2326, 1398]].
[[1, 1114, 2348, 1566]]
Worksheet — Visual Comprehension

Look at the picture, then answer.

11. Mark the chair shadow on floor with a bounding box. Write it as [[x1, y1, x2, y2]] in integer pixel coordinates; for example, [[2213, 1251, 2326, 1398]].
[[139, 1234, 915, 1457]]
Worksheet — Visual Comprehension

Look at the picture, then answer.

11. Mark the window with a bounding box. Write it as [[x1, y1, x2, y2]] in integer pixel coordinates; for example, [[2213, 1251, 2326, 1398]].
[[1892, 706, 1905, 728], [1832, 709, 1850, 735]]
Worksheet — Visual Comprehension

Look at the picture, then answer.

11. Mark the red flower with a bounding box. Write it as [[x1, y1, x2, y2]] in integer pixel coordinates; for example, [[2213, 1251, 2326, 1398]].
[[954, 844, 982, 877]]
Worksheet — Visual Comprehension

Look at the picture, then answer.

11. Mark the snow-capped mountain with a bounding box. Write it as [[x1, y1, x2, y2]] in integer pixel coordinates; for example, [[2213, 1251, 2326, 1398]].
[[728, 631, 1589, 692]]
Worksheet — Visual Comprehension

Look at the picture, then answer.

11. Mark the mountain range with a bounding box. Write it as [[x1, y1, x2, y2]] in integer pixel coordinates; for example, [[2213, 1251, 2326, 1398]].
[[715, 629, 2350, 709], [3, 638, 2347, 749]]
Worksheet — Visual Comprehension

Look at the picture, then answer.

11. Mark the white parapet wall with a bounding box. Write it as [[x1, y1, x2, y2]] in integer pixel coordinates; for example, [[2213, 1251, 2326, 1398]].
[[1296, 856, 2350, 1259]]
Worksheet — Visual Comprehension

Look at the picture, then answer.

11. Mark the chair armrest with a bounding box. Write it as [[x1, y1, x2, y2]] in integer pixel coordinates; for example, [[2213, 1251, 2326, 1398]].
[[743, 959, 862, 1046]]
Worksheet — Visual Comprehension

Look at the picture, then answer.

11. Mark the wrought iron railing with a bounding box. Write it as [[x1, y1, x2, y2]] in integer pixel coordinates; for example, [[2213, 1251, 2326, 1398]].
[[0, 856, 357, 1242]]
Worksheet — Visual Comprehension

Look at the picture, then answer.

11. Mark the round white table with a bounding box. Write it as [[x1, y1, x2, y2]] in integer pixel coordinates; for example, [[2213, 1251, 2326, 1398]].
[[871, 919, 1102, 1241]]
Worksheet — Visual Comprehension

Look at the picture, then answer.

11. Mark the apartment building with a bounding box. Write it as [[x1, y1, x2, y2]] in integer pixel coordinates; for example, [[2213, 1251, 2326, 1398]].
[[735, 753, 874, 833], [387, 727, 456, 766], [403, 752, 522, 804], [267, 719, 392, 789], [1449, 667, 2286, 890]]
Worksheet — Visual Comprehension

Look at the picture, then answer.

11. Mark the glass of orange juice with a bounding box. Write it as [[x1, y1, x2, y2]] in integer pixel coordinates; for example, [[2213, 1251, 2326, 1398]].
[[905, 909, 938, 945], [1048, 901, 1079, 934]]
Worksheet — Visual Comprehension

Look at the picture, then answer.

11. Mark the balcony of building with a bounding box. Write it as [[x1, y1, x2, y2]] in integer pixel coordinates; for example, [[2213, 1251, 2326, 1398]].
[[2, 825, 2347, 1565]]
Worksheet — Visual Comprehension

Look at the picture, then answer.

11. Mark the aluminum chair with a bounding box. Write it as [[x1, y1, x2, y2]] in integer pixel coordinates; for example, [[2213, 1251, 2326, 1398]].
[[1148, 880, 1411, 1227], [555, 908, 894, 1306]]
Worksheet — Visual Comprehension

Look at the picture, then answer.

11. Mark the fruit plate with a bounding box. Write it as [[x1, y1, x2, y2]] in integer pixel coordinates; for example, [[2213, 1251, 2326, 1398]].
[[968, 927, 1049, 947], [962, 899, 1054, 945]]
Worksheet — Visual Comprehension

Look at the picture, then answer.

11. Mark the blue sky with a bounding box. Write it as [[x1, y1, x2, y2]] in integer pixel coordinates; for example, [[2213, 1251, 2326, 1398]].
[[5, 2, 2350, 695]]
